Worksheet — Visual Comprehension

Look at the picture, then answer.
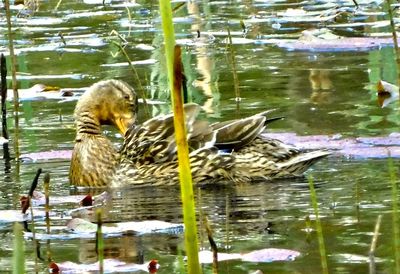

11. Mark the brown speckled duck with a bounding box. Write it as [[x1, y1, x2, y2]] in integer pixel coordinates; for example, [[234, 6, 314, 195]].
[[69, 79, 330, 187]]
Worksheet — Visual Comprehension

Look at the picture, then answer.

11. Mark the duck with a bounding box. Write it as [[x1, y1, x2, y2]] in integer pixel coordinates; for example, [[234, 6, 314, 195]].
[[69, 79, 330, 187]]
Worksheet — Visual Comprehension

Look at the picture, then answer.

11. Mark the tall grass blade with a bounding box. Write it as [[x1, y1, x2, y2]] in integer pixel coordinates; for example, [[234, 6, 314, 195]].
[[389, 157, 400, 273], [308, 175, 329, 274], [12, 222, 25, 274], [159, 1, 202, 273], [369, 214, 382, 274], [226, 26, 241, 111], [386, 0, 400, 91], [4, 0, 20, 159], [109, 33, 150, 118]]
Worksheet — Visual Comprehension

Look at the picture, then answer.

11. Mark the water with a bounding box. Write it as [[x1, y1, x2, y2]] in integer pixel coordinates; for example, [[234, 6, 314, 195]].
[[0, 0, 399, 273]]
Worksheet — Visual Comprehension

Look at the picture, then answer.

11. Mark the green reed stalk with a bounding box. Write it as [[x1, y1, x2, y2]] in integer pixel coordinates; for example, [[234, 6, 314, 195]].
[[389, 157, 400, 273], [308, 176, 329, 274], [159, 1, 202, 273], [96, 209, 104, 274], [12, 222, 25, 274], [226, 26, 240, 111], [386, 0, 400, 91], [4, 0, 20, 160]]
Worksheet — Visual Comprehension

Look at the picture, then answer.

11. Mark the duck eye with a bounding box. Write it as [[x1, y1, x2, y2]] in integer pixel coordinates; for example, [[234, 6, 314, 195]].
[[124, 94, 130, 100]]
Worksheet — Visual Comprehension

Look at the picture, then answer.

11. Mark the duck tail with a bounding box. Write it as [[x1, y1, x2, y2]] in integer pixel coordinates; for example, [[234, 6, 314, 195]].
[[276, 150, 330, 176]]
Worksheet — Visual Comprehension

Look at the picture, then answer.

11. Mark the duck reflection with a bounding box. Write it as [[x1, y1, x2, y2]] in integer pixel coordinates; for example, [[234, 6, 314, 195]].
[[309, 69, 334, 105]]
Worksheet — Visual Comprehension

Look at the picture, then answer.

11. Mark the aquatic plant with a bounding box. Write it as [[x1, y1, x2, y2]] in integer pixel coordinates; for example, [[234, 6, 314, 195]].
[[12, 223, 25, 274], [159, 0, 202, 273], [4, 0, 20, 159], [389, 157, 400, 273], [386, 0, 400, 86], [308, 175, 329, 274], [96, 209, 104, 274]]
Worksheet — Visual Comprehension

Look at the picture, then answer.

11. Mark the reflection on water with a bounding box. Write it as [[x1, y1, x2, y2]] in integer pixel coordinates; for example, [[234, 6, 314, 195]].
[[0, 0, 399, 273]]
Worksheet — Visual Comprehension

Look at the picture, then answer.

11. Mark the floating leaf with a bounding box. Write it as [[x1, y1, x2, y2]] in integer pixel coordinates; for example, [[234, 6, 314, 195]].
[[54, 258, 157, 273], [262, 28, 399, 52], [26, 219, 183, 240], [0, 209, 54, 223], [262, 133, 400, 158], [69, 218, 183, 235], [20, 150, 73, 162], [24, 190, 108, 206], [197, 248, 300, 264], [377, 80, 399, 107], [241, 248, 300, 262], [198, 251, 241, 263]]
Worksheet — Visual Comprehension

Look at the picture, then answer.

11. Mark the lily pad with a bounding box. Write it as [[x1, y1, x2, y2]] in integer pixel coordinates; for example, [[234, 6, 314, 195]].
[[0, 209, 54, 223], [197, 248, 300, 264], [53, 258, 157, 273]]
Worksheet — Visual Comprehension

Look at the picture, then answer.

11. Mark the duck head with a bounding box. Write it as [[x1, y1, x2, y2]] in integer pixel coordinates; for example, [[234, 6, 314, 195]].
[[74, 79, 138, 136], [70, 79, 138, 187]]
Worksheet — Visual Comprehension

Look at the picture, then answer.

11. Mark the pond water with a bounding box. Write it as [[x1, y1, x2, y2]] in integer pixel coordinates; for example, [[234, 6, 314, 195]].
[[0, 0, 400, 273]]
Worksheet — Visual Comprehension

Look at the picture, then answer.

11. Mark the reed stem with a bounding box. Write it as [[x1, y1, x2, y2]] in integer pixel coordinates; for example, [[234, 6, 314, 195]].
[[159, 1, 201, 273], [369, 214, 382, 274], [109, 37, 150, 118], [4, 0, 20, 159], [226, 26, 240, 111], [12, 222, 25, 274], [308, 176, 329, 274], [389, 157, 400, 273], [96, 209, 104, 274]]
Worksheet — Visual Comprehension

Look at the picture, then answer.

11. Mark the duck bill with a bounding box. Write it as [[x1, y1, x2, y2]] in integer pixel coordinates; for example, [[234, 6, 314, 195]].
[[115, 117, 134, 136]]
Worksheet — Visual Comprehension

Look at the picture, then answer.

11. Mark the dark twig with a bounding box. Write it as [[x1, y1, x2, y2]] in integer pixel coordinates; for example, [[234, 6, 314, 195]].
[[1, 54, 8, 141], [0, 54, 11, 166], [44, 173, 52, 263], [29, 168, 42, 197], [28, 169, 42, 273], [204, 216, 218, 274], [96, 209, 104, 274]]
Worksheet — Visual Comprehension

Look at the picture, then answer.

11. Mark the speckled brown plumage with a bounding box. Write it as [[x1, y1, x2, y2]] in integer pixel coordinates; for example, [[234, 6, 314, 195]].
[[69, 79, 330, 188]]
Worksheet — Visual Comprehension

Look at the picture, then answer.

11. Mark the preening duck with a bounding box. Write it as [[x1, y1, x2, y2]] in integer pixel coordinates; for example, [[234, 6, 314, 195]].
[[69, 79, 330, 187]]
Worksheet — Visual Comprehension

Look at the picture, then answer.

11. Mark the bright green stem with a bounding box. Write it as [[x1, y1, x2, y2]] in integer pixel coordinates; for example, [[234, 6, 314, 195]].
[[12, 222, 25, 274], [389, 157, 400, 273], [159, 1, 202, 274], [308, 176, 329, 274]]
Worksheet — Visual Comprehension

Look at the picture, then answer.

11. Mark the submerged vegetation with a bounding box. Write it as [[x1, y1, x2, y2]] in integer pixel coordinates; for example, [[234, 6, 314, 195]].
[[0, 0, 400, 273]]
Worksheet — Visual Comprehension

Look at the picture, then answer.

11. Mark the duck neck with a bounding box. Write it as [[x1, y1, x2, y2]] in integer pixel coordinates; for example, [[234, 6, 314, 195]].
[[75, 111, 102, 136]]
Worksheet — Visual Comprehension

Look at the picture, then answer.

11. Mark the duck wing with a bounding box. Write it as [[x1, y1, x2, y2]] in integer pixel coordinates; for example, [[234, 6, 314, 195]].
[[120, 103, 208, 165], [211, 109, 282, 151], [234, 137, 330, 179]]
